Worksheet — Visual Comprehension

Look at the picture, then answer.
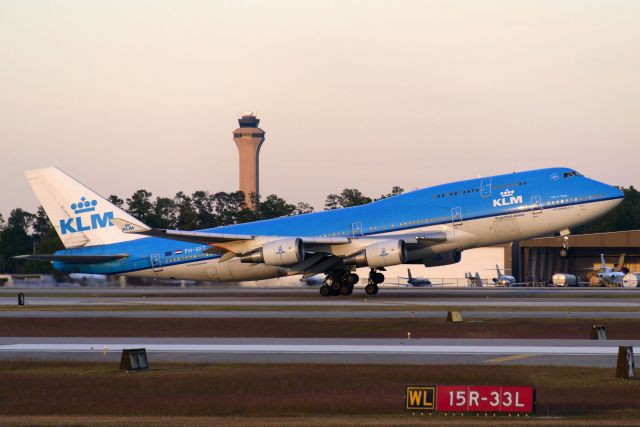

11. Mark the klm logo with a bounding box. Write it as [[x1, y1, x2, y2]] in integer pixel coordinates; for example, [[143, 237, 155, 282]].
[[379, 248, 389, 257], [60, 197, 114, 235], [493, 189, 523, 208]]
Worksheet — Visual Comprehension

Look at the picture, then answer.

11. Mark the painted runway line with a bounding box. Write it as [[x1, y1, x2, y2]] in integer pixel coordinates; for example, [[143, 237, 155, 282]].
[[0, 343, 636, 356]]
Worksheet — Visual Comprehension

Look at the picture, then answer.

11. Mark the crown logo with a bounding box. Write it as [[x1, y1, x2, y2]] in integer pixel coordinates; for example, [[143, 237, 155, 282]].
[[500, 189, 515, 198], [71, 196, 97, 214]]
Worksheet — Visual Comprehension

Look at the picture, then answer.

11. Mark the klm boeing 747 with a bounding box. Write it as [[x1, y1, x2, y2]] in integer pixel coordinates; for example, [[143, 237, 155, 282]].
[[16, 167, 623, 296]]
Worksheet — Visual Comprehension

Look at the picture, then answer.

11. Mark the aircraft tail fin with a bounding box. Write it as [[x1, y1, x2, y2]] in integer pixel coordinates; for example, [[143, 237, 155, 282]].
[[600, 253, 606, 269], [407, 269, 412, 280], [24, 167, 147, 249], [617, 254, 626, 271], [496, 264, 502, 277]]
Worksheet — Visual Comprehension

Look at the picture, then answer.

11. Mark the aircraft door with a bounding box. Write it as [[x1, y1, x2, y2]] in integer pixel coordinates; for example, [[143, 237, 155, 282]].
[[150, 253, 163, 272], [531, 195, 543, 215], [480, 178, 492, 198], [451, 207, 463, 227], [352, 222, 363, 237]]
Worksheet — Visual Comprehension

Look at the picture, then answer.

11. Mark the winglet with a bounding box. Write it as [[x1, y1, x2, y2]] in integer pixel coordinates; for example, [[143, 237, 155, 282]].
[[112, 218, 151, 234]]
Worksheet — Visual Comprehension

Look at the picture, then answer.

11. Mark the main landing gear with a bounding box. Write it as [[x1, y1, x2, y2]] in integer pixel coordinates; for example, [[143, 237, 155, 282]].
[[319, 271, 359, 297], [365, 268, 384, 296], [318, 269, 386, 297]]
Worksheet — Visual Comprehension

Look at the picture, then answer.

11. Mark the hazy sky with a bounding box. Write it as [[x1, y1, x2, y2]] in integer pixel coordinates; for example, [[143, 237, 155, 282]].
[[1, 1, 639, 218]]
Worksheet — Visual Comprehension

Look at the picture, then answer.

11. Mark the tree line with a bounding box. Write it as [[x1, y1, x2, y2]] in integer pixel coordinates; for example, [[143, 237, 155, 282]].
[[1, 185, 638, 274]]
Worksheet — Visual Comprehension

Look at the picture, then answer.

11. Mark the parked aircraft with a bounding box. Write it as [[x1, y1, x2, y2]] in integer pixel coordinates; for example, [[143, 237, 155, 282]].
[[16, 167, 623, 297], [588, 254, 626, 287], [491, 265, 517, 287], [398, 268, 431, 287]]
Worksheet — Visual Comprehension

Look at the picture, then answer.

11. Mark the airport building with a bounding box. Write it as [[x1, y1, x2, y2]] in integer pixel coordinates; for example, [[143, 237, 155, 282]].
[[232, 113, 265, 209], [515, 230, 640, 282]]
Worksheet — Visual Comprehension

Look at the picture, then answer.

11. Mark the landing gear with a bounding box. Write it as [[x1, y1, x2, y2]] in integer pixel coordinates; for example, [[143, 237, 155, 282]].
[[560, 236, 570, 258], [319, 285, 332, 297], [365, 283, 378, 295], [319, 271, 359, 297], [364, 269, 384, 296]]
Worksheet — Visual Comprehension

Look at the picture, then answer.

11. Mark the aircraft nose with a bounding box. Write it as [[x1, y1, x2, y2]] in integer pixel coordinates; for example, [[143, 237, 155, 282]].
[[599, 181, 624, 203]]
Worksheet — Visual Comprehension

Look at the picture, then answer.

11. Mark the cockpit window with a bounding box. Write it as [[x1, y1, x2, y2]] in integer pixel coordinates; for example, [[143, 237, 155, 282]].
[[563, 171, 583, 178]]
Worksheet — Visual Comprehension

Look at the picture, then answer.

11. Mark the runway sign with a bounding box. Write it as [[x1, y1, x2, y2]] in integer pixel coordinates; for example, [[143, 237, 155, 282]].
[[405, 385, 535, 414], [405, 386, 436, 410]]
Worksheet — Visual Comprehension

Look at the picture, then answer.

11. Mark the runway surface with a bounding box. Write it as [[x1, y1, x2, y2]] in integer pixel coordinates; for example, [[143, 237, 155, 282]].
[[2, 310, 640, 318], [0, 337, 636, 367], [3, 296, 640, 308]]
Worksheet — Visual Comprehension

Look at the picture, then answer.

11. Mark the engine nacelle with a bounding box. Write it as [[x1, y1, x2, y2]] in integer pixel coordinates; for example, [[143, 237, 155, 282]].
[[421, 251, 462, 267], [344, 239, 407, 268], [240, 238, 305, 266]]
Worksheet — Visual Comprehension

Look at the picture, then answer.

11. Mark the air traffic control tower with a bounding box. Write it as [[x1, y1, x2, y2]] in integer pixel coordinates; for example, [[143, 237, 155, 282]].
[[233, 113, 265, 209]]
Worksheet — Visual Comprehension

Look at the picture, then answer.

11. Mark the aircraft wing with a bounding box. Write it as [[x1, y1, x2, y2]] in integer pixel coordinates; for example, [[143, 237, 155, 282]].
[[111, 218, 452, 273], [13, 254, 129, 264], [112, 218, 447, 248]]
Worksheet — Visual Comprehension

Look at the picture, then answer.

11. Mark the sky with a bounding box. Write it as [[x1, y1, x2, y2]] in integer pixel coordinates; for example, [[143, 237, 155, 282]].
[[1, 0, 639, 218]]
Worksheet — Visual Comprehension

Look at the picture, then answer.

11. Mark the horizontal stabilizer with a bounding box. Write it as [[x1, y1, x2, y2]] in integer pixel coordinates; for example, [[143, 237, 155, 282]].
[[14, 254, 129, 264], [112, 218, 255, 244]]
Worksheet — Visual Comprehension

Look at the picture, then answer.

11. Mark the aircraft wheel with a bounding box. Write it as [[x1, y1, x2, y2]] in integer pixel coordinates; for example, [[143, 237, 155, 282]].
[[365, 283, 379, 295], [339, 284, 353, 296], [343, 273, 359, 286], [330, 280, 342, 292], [372, 272, 385, 284], [319, 285, 332, 297]]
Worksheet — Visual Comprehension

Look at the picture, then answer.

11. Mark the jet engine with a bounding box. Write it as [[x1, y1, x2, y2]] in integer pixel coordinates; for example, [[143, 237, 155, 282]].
[[240, 238, 305, 266], [344, 239, 407, 268], [421, 251, 462, 267]]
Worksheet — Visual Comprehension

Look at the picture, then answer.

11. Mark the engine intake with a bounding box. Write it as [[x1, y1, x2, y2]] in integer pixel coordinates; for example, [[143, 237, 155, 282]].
[[240, 238, 305, 266], [344, 239, 407, 268]]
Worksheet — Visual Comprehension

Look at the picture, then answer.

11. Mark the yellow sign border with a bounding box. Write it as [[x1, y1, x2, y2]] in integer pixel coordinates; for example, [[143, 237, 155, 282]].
[[405, 386, 436, 410]]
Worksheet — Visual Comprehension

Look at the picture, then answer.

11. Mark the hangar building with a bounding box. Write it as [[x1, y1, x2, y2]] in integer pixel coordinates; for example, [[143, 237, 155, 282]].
[[515, 230, 640, 283]]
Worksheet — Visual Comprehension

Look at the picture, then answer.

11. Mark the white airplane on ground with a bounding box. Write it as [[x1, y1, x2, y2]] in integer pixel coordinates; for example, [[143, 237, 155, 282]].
[[588, 254, 626, 287]]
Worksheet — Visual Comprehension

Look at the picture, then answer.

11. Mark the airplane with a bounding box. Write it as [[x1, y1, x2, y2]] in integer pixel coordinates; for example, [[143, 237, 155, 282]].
[[588, 254, 627, 287], [15, 166, 623, 297], [398, 268, 431, 287], [491, 264, 517, 287]]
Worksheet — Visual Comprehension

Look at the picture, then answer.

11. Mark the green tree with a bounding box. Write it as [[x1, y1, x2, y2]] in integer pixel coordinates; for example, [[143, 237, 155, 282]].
[[174, 191, 198, 230], [192, 191, 218, 228], [148, 197, 176, 229], [126, 190, 154, 224], [108, 195, 124, 209], [257, 194, 296, 219], [293, 202, 314, 215], [377, 186, 404, 200], [0, 209, 36, 273], [324, 188, 372, 210], [212, 191, 255, 225]]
